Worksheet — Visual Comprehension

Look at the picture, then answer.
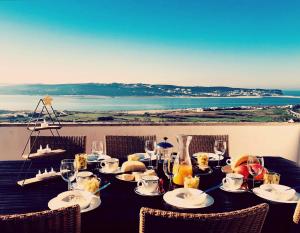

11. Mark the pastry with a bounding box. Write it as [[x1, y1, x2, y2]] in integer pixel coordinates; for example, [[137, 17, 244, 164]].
[[128, 153, 145, 161], [119, 174, 135, 181], [121, 161, 146, 172], [74, 154, 88, 170]]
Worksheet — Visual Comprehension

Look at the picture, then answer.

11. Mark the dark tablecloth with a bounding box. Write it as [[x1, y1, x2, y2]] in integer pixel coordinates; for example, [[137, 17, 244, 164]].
[[0, 157, 299, 233]]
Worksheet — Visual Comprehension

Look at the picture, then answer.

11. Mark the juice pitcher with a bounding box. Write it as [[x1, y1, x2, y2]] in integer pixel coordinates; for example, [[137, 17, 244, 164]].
[[173, 135, 193, 185]]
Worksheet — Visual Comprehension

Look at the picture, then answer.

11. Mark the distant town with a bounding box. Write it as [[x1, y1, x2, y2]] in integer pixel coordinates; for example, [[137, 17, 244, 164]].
[[0, 83, 283, 97]]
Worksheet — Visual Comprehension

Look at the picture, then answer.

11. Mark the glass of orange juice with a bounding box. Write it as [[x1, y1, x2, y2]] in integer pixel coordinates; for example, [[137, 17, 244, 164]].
[[184, 176, 200, 189], [173, 164, 193, 186]]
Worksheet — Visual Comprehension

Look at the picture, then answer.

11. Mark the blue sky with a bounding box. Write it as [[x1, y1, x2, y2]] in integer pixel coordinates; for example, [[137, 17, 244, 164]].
[[0, 0, 300, 88]]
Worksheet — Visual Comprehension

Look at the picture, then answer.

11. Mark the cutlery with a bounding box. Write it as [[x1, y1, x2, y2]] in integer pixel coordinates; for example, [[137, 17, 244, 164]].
[[205, 184, 222, 193], [93, 182, 111, 195]]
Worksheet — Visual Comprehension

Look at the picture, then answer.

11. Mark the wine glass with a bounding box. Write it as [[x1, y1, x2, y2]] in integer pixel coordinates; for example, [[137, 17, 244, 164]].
[[92, 141, 104, 156], [247, 156, 264, 188], [163, 154, 176, 190], [145, 140, 156, 169], [214, 140, 227, 168], [60, 159, 78, 191]]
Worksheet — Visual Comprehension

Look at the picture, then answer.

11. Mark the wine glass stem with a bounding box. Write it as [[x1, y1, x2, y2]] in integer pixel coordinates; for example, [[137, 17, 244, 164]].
[[68, 181, 72, 191], [148, 153, 152, 167], [169, 176, 173, 190], [217, 154, 220, 167]]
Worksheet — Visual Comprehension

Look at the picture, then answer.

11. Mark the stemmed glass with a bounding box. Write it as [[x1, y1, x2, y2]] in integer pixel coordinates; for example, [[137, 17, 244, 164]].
[[60, 159, 78, 191], [145, 140, 156, 169], [214, 140, 227, 169], [247, 156, 264, 189], [92, 141, 104, 156], [163, 154, 176, 190]]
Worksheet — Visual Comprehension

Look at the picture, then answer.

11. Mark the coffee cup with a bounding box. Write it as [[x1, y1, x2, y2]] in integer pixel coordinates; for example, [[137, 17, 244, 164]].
[[76, 171, 93, 189], [137, 175, 159, 193], [100, 158, 119, 172], [222, 173, 243, 190]]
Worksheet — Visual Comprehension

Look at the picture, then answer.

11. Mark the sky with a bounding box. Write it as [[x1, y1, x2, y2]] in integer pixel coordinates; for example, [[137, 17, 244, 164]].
[[0, 0, 300, 89]]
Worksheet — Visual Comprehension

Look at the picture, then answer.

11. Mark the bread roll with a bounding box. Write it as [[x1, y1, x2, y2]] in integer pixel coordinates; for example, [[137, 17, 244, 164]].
[[128, 153, 144, 161], [121, 161, 146, 172]]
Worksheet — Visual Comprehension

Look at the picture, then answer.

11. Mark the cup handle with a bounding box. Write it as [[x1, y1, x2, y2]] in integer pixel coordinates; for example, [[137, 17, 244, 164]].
[[222, 178, 227, 185], [100, 161, 106, 168], [137, 180, 145, 188], [226, 159, 231, 165]]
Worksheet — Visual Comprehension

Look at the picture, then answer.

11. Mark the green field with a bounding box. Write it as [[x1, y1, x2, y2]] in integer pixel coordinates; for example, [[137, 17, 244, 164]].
[[0, 108, 296, 123]]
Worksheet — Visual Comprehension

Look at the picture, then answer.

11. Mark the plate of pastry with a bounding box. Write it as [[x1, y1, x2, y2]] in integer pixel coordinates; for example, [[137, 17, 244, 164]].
[[116, 169, 157, 182]]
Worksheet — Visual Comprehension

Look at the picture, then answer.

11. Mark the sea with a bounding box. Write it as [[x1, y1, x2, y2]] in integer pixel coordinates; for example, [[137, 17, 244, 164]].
[[0, 90, 299, 112]]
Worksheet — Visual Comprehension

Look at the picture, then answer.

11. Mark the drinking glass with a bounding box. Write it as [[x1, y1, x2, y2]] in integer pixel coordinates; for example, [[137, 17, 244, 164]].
[[247, 156, 264, 188], [163, 154, 176, 190], [214, 140, 227, 169], [60, 159, 78, 191], [92, 141, 104, 156], [145, 140, 156, 169]]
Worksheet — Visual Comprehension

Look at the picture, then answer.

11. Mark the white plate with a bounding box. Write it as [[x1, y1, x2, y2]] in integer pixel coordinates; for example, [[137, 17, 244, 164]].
[[87, 154, 111, 163], [134, 187, 164, 196], [163, 188, 214, 209], [115, 174, 137, 182], [193, 152, 224, 161], [99, 167, 122, 174], [48, 191, 101, 213], [220, 184, 247, 193], [253, 184, 300, 203]]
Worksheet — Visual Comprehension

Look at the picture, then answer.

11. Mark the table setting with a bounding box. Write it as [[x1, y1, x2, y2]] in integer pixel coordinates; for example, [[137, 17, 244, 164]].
[[1, 136, 300, 233], [52, 136, 300, 213]]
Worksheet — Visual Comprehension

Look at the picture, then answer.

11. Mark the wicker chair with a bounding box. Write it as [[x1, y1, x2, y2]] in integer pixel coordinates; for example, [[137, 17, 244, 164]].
[[187, 135, 230, 157], [30, 136, 86, 159], [139, 203, 269, 233], [293, 200, 300, 224], [105, 135, 156, 158], [0, 205, 81, 233]]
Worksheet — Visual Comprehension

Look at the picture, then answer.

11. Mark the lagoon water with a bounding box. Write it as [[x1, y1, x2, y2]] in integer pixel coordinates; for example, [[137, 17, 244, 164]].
[[0, 90, 299, 111]]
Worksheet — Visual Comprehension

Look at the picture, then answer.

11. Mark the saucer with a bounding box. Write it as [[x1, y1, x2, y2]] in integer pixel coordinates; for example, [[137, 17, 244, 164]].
[[134, 187, 164, 196], [193, 152, 224, 161], [99, 167, 122, 174], [87, 154, 111, 163], [140, 153, 157, 162], [196, 167, 213, 176], [220, 184, 247, 193]]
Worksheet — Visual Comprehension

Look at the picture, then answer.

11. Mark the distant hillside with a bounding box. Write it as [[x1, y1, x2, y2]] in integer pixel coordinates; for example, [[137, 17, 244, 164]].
[[0, 83, 283, 97]]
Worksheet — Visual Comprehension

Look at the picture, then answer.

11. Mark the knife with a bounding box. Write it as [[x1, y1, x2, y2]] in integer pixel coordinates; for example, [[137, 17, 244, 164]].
[[205, 184, 222, 193]]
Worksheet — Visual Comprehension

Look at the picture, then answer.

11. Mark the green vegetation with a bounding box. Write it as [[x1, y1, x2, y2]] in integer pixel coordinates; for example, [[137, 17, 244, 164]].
[[0, 108, 296, 123], [55, 108, 293, 123]]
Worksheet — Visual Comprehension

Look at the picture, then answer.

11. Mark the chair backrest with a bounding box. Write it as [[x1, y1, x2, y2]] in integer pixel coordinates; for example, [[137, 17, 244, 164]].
[[30, 136, 86, 159], [188, 135, 230, 157], [105, 135, 156, 158], [293, 200, 300, 224], [139, 203, 269, 233], [0, 205, 81, 233]]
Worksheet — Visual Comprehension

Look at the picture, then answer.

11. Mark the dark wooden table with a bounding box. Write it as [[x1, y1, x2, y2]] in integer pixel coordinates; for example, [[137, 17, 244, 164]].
[[0, 157, 299, 233]]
